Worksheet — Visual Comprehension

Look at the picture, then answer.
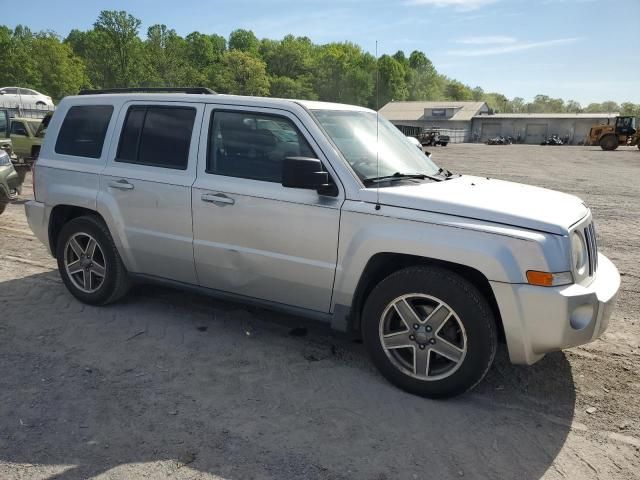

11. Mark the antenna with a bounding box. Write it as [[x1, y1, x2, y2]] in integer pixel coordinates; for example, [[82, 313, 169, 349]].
[[375, 40, 381, 211]]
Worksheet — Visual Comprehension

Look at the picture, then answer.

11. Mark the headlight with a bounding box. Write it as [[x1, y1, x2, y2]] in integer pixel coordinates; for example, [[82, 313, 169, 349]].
[[571, 231, 588, 275], [0, 149, 10, 166]]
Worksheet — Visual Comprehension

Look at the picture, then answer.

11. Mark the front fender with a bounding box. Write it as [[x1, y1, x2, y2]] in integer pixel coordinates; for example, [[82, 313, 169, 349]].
[[331, 201, 556, 311]]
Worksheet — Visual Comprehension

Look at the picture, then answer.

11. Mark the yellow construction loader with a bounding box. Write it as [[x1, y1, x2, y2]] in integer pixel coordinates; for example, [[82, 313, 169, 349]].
[[588, 116, 640, 150]]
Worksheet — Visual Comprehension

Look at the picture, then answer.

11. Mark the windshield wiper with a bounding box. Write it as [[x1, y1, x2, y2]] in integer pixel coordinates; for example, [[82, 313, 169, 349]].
[[363, 172, 441, 185]]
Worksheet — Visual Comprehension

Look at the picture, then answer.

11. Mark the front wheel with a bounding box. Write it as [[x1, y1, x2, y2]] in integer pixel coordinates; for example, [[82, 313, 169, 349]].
[[362, 266, 497, 398], [56, 215, 131, 305]]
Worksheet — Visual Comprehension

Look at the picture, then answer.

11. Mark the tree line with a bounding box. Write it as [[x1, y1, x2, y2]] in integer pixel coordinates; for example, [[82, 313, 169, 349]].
[[1, 10, 638, 117]]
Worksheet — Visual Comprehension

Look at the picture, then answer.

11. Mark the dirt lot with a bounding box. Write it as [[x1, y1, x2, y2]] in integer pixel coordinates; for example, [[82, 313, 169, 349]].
[[0, 144, 638, 480]]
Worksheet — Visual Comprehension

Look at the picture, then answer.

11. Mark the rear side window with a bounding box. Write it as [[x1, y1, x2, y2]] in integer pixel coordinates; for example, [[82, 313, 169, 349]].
[[55, 105, 113, 158], [116, 106, 195, 170]]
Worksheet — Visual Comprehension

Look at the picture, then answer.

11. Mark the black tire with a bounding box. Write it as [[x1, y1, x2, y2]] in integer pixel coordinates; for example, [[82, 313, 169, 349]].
[[0, 202, 6, 215], [362, 266, 497, 398], [600, 135, 619, 151], [56, 215, 131, 305]]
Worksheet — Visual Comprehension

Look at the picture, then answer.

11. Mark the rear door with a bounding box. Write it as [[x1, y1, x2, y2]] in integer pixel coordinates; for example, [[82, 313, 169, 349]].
[[98, 101, 203, 284]]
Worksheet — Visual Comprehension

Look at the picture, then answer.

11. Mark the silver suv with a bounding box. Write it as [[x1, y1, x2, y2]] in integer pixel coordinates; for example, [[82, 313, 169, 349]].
[[25, 89, 620, 398]]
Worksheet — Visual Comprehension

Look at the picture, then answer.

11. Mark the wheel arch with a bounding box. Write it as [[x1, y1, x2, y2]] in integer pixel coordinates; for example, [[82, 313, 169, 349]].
[[48, 205, 106, 258], [346, 252, 505, 342]]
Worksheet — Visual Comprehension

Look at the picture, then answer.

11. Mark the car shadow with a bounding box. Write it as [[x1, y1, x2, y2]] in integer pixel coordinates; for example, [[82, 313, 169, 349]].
[[0, 272, 576, 479]]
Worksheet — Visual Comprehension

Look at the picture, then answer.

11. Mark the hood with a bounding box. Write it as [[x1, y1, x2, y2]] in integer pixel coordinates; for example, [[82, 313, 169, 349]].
[[366, 175, 587, 235]]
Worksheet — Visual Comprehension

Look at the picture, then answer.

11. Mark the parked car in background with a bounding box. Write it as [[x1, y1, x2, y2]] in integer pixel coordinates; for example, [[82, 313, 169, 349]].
[[0, 108, 13, 155], [0, 149, 20, 215], [10, 116, 45, 162], [0, 87, 53, 108], [418, 129, 450, 147], [25, 89, 620, 398]]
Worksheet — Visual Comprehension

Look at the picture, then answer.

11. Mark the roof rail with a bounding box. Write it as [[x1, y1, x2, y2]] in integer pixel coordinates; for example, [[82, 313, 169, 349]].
[[78, 87, 216, 95]]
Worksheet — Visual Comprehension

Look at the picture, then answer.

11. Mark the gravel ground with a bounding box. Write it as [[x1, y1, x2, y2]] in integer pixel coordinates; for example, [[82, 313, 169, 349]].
[[0, 144, 638, 480]]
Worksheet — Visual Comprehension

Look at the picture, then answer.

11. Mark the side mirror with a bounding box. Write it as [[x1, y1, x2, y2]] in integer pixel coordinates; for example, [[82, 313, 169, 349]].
[[282, 156, 329, 190]]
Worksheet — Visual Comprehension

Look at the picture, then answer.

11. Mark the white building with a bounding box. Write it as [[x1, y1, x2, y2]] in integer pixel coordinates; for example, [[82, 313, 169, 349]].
[[380, 100, 619, 144]]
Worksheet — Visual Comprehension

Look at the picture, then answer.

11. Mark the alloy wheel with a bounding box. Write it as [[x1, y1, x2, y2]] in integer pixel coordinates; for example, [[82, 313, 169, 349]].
[[64, 233, 107, 294], [378, 294, 467, 381]]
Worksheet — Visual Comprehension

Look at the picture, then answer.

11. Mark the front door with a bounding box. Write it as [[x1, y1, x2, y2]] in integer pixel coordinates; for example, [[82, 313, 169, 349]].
[[192, 105, 343, 313], [98, 101, 203, 285]]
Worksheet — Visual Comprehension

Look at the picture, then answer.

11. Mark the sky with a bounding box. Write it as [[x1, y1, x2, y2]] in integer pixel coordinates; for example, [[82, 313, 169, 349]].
[[3, 0, 639, 104]]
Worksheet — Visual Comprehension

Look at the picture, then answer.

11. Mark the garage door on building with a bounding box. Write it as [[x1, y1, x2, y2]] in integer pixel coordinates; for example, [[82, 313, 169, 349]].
[[525, 124, 548, 144], [480, 123, 502, 141]]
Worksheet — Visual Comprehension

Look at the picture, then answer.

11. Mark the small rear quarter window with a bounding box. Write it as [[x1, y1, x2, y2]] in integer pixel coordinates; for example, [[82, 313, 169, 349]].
[[55, 105, 113, 158]]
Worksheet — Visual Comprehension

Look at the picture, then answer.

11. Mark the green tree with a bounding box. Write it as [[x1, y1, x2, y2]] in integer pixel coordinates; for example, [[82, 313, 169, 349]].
[[620, 102, 640, 117], [93, 10, 142, 87], [445, 80, 472, 101], [472, 86, 484, 101], [143, 24, 189, 86], [378, 54, 408, 105], [600, 101, 620, 113], [0, 26, 84, 100], [406, 51, 440, 100], [31, 33, 85, 99], [565, 100, 582, 113], [228, 29, 259, 55], [260, 35, 314, 79], [269, 76, 316, 99], [313, 42, 375, 106], [214, 50, 269, 96], [510, 97, 526, 113]]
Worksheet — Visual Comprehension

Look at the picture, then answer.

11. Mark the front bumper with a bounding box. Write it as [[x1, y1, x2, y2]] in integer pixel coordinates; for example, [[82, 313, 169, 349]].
[[25, 200, 51, 254], [491, 253, 620, 365]]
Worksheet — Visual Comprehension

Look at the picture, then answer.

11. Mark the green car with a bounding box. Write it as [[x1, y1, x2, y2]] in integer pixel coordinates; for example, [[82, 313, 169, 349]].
[[10, 116, 46, 162]]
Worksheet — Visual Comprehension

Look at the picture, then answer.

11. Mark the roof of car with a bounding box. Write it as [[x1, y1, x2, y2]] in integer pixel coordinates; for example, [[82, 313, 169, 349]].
[[65, 93, 373, 113]]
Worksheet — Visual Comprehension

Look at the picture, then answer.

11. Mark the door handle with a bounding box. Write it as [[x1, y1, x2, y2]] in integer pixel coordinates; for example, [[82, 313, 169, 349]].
[[201, 193, 235, 206], [108, 179, 134, 190]]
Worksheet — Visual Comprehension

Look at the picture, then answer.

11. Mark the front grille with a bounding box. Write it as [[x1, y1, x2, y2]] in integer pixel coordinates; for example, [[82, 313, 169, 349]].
[[584, 222, 598, 276]]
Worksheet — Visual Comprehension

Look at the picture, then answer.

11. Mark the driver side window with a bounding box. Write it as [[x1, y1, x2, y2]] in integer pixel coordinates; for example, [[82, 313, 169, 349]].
[[207, 111, 315, 183]]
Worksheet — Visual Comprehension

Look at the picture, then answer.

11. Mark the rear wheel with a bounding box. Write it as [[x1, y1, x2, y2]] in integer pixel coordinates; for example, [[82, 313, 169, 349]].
[[600, 135, 619, 151], [0, 203, 6, 215], [362, 266, 497, 398], [56, 216, 130, 305]]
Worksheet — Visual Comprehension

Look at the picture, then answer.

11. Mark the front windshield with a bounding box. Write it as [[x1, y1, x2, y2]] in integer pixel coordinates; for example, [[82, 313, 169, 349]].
[[26, 121, 40, 136], [311, 109, 440, 182]]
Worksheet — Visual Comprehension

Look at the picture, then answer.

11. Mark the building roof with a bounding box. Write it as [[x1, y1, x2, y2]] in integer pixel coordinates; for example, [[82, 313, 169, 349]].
[[474, 113, 618, 119], [379, 101, 487, 122]]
